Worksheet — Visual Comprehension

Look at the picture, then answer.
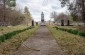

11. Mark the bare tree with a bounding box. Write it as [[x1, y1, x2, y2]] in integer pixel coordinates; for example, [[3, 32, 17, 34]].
[[59, 0, 85, 24], [50, 11, 57, 23]]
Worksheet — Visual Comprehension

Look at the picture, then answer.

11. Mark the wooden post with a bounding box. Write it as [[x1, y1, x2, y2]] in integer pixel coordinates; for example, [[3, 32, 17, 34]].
[[2, 0, 6, 26], [82, 0, 85, 24]]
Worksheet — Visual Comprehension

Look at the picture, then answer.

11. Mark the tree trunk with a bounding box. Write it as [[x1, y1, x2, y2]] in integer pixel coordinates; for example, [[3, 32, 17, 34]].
[[82, 0, 85, 24]]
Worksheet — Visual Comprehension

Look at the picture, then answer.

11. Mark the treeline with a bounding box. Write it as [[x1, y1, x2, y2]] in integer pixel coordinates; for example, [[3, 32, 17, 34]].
[[50, 12, 71, 26], [59, 0, 85, 31], [50, 0, 85, 25], [0, 0, 32, 26], [50, 0, 85, 31], [59, 0, 85, 23]]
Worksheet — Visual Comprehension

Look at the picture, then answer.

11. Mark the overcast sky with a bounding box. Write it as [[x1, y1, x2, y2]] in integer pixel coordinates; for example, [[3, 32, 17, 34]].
[[16, 0, 68, 21]]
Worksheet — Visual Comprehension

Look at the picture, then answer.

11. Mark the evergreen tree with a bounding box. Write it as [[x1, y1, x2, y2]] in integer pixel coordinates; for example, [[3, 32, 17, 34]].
[[7, 0, 16, 7], [24, 6, 32, 26], [24, 6, 31, 18]]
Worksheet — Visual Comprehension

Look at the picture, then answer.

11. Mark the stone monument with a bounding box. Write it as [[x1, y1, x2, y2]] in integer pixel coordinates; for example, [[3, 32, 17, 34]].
[[41, 12, 45, 26]]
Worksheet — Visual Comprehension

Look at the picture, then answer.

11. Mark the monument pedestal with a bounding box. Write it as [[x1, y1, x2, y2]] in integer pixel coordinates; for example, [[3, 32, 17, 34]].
[[40, 22, 46, 26]]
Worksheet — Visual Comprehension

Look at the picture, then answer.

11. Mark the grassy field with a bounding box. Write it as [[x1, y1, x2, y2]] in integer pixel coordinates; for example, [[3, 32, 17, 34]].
[[0, 25, 28, 35], [47, 25, 85, 55], [0, 26, 39, 55]]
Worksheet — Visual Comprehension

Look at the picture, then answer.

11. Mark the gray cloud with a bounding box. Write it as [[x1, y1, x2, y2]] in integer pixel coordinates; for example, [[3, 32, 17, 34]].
[[16, 0, 67, 21]]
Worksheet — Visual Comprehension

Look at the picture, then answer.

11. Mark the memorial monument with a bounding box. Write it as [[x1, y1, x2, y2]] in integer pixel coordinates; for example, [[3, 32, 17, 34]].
[[41, 12, 45, 26]]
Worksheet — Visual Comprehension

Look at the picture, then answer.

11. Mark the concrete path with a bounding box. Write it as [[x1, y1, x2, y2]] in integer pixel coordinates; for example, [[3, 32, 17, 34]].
[[13, 26, 65, 55]]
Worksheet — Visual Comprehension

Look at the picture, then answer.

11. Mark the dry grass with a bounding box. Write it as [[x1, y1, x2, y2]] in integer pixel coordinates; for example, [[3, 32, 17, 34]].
[[0, 25, 28, 35], [58, 26, 77, 30], [48, 26, 85, 55], [78, 25, 85, 32], [0, 26, 39, 55]]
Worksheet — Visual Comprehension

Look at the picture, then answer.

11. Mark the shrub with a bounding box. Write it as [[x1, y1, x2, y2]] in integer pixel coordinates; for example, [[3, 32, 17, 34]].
[[0, 26, 34, 42], [54, 26, 85, 37], [56, 27, 59, 30], [71, 30, 78, 35], [53, 27, 59, 30], [79, 32, 85, 37], [67, 29, 72, 33], [66, 29, 78, 35], [0, 36, 5, 42]]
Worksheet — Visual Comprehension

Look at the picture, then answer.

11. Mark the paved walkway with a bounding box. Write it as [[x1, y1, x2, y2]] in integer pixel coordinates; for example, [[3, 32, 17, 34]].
[[13, 26, 64, 55]]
